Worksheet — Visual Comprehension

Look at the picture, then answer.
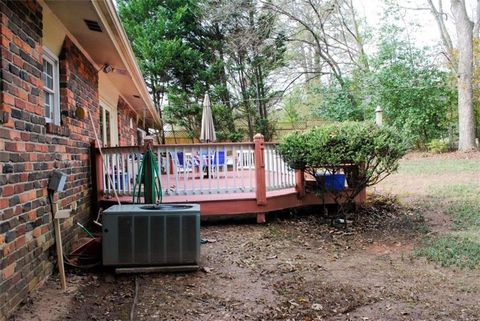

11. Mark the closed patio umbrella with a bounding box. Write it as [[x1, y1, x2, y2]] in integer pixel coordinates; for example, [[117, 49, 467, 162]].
[[200, 93, 216, 143]]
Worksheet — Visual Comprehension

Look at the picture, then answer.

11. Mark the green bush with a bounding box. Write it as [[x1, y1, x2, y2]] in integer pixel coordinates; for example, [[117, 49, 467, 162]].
[[277, 122, 408, 213], [427, 138, 450, 153]]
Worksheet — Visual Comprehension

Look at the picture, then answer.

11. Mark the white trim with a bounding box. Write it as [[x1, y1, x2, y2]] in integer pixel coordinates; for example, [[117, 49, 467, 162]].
[[100, 98, 119, 147], [100, 103, 112, 147], [43, 47, 61, 125], [40, 0, 156, 126], [39, 0, 100, 70], [91, 0, 160, 125]]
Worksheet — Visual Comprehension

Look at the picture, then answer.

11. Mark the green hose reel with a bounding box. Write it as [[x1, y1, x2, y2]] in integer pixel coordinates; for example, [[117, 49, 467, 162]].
[[132, 149, 163, 204]]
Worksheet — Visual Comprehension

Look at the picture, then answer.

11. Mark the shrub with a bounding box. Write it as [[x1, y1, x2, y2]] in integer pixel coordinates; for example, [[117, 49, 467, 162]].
[[277, 122, 408, 216], [427, 138, 450, 153]]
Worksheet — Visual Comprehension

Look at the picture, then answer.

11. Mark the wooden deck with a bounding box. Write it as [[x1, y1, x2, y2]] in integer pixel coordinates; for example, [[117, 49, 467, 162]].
[[93, 137, 366, 223], [100, 190, 365, 223]]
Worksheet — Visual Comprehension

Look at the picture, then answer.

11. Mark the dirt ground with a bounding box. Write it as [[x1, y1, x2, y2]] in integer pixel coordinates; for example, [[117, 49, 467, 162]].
[[10, 152, 480, 321]]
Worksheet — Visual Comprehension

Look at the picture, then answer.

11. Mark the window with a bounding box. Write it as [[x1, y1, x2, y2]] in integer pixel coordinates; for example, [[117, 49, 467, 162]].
[[105, 109, 111, 147], [100, 105, 112, 147], [43, 48, 60, 125]]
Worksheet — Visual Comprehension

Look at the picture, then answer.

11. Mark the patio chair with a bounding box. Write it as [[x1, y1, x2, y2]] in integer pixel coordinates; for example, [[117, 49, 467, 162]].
[[210, 150, 226, 177], [169, 151, 196, 176]]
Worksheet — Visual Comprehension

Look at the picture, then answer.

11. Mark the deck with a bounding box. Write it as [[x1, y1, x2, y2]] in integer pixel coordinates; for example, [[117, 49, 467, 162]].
[[92, 135, 366, 222]]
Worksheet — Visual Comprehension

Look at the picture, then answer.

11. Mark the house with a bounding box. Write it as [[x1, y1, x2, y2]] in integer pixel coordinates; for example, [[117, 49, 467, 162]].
[[0, 0, 160, 318]]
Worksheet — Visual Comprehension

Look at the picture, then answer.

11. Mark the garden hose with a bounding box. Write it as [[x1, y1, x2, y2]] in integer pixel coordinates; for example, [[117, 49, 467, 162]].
[[132, 149, 163, 204]]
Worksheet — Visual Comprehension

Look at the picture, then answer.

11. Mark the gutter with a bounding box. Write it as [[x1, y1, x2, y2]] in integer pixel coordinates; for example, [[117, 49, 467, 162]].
[[91, 0, 161, 126]]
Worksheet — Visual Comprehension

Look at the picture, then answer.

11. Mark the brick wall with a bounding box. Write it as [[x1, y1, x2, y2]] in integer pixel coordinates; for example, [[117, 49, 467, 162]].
[[0, 1, 100, 319], [117, 96, 137, 146]]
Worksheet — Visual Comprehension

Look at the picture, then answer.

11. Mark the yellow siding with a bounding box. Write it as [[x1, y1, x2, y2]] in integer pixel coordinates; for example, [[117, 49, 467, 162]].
[[42, 5, 67, 56], [99, 73, 120, 146]]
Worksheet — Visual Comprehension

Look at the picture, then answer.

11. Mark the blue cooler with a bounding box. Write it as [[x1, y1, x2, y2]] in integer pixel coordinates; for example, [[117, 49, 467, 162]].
[[315, 173, 346, 191]]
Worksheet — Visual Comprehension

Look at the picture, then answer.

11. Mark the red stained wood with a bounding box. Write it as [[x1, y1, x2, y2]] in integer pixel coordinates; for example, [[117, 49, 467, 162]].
[[254, 134, 267, 206]]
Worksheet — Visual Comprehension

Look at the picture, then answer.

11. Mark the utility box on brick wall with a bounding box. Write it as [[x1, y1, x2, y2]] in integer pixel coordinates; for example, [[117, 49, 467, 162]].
[[48, 171, 67, 192]]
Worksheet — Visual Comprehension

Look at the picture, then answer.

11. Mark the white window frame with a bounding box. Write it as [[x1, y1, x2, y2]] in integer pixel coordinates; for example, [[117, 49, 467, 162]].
[[100, 103, 113, 147], [43, 47, 60, 125]]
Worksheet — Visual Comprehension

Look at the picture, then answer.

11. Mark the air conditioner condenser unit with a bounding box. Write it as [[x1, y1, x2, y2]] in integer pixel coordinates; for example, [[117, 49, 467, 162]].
[[102, 204, 200, 270]]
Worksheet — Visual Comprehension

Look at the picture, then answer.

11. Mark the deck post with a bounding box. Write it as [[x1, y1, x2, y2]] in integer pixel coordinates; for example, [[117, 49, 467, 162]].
[[143, 136, 154, 152], [254, 134, 267, 205], [295, 170, 305, 199], [254, 134, 267, 223], [90, 141, 103, 215]]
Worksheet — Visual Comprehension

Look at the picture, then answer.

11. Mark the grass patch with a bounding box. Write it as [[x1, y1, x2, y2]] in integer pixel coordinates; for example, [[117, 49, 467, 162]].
[[417, 231, 480, 269], [430, 183, 480, 199], [430, 184, 480, 230], [449, 201, 480, 230], [398, 159, 480, 175], [418, 183, 480, 268]]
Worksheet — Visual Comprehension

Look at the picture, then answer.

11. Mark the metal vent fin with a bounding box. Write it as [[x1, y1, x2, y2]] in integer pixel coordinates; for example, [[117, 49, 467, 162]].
[[84, 19, 102, 32]]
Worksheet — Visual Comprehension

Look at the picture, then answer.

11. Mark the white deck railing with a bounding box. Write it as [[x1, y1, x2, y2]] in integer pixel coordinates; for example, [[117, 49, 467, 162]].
[[264, 143, 296, 191], [98, 140, 295, 199]]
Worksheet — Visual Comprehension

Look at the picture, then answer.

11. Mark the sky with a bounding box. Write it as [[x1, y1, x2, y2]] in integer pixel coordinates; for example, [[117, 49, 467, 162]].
[[357, 0, 480, 47], [357, 0, 441, 46]]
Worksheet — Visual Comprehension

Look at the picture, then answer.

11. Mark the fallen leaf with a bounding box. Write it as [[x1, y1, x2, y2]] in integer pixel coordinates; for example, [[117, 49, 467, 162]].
[[202, 267, 214, 273], [311, 303, 323, 311]]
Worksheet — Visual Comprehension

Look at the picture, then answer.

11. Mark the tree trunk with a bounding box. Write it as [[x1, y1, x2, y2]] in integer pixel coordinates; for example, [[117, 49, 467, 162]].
[[452, 0, 477, 151]]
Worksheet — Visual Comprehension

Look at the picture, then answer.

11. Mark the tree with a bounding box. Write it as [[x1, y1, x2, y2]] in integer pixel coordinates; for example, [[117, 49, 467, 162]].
[[118, 0, 202, 143], [426, 0, 478, 151], [451, 0, 476, 150], [370, 31, 456, 147], [119, 0, 228, 142], [207, 0, 286, 140], [264, 0, 371, 108]]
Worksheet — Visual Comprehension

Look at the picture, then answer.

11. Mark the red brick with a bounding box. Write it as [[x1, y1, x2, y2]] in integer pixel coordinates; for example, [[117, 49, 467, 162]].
[[1, 25, 13, 40], [9, 130, 21, 141], [5, 141, 24, 152], [12, 36, 23, 48], [0, 198, 8, 209], [3, 243, 14, 256], [14, 98, 25, 109], [0, 234, 5, 246], [0, 105, 11, 116], [27, 211, 37, 221], [12, 54, 23, 68], [20, 132, 30, 141], [14, 184, 24, 194], [3, 263, 15, 279], [17, 89, 28, 101], [1, 37, 9, 49], [2, 93, 15, 105], [4, 117, 14, 129], [19, 190, 36, 203], [25, 143, 34, 152], [32, 227, 41, 238], [15, 235, 25, 248], [2, 185, 14, 197]]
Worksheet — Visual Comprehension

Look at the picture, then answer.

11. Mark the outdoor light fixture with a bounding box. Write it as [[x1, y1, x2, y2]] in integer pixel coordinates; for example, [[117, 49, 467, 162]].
[[102, 64, 113, 73]]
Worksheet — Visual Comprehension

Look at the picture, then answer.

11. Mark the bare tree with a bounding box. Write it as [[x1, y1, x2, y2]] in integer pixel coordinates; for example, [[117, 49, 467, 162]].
[[263, 0, 370, 109], [426, 0, 477, 151], [451, 0, 476, 150]]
